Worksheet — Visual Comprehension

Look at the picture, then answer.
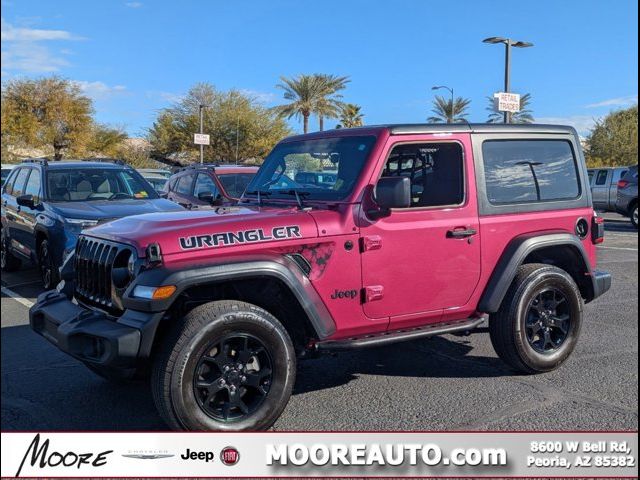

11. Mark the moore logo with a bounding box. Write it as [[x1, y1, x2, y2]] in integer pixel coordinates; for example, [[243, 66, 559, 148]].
[[15, 434, 112, 477]]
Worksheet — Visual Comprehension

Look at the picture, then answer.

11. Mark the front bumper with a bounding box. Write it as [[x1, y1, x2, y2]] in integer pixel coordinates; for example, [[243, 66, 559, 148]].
[[592, 270, 612, 300], [29, 290, 161, 371]]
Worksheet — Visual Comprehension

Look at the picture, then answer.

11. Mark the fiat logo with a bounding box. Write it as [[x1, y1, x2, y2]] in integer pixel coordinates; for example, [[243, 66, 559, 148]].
[[220, 446, 240, 466]]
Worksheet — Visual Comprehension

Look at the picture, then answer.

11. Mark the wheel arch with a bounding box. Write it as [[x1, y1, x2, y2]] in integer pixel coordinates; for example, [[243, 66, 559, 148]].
[[127, 256, 336, 357], [478, 232, 595, 313]]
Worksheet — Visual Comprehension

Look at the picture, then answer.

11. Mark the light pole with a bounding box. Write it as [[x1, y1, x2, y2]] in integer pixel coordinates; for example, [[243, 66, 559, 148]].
[[482, 37, 533, 123], [198, 104, 208, 164], [432, 85, 454, 123]]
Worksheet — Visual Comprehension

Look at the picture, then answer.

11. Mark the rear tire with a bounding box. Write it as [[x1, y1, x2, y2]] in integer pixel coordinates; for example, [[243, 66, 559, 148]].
[[630, 203, 638, 229], [489, 263, 583, 374], [0, 232, 21, 272], [151, 300, 296, 431]]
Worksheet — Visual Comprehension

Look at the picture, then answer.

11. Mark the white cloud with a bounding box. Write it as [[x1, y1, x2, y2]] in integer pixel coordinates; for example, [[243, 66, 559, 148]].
[[239, 89, 277, 104], [536, 115, 601, 136], [1, 17, 82, 73], [124, 2, 143, 8], [585, 95, 638, 108], [1, 17, 80, 41], [75, 81, 127, 99]]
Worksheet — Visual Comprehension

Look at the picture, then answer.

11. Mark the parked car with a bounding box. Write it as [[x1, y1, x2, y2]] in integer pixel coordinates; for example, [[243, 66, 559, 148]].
[[587, 166, 629, 212], [30, 124, 610, 431], [138, 168, 172, 179], [615, 165, 638, 228], [164, 164, 258, 208], [294, 170, 338, 187], [1, 159, 184, 288], [1, 163, 16, 186], [142, 175, 168, 193]]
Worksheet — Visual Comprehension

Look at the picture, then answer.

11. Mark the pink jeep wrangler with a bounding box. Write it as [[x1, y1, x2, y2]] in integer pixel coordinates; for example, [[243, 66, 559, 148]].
[[30, 124, 611, 430]]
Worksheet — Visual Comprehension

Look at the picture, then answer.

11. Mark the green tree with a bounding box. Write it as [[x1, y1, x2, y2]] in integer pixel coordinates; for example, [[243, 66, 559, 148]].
[[586, 105, 638, 167], [148, 83, 291, 163], [427, 96, 471, 123], [273, 74, 349, 133], [486, 93, 534, 123], [1, 77, 93, 160], [86, 124, 128, 157], [313, 74, 349, 131], [339, 103, 364, 128]]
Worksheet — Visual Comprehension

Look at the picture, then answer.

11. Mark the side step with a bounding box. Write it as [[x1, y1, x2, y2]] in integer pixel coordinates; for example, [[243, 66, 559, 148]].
[[315, 316, 486, 351]]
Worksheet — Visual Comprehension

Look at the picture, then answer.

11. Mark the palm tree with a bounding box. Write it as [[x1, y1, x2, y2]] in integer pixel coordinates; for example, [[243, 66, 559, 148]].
[[313, 74, 349, 131], [486, 93, 534, 123], [339, 103, 364, 128], [427, 96, 471, 123], [273, 74, 318, 134], [273, 74, 349, 134]]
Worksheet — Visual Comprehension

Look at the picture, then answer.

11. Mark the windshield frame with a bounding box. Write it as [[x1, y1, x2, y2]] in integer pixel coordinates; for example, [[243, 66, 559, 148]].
[[244, 134, 378, 204], [44, 166, 160, 202]]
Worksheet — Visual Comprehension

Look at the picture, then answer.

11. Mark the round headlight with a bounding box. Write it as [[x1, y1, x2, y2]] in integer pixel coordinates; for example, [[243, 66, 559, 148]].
[[112, 249, 135, 289]]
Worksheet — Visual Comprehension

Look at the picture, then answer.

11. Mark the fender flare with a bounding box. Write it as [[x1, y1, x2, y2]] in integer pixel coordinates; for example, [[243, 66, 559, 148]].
[[122, 255, 337, 340], [478, 232, 593, 313]]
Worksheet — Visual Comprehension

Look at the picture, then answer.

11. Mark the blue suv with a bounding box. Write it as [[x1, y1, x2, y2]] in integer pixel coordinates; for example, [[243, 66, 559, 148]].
[[1, 159, 184, 288]]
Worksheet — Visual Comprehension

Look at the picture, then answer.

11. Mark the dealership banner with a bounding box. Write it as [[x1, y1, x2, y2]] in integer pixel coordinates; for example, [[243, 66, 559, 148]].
[[1, 432, 637, 478]]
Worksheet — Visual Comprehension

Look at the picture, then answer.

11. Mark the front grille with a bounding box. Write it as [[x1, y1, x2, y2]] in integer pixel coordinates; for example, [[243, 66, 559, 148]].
[[74, 236, 121, 312]]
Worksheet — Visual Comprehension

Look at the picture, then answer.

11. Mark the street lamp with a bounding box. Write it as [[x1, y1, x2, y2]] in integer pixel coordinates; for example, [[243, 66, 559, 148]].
[[432, 85, 454, 123], [483, 37, 533, 123]]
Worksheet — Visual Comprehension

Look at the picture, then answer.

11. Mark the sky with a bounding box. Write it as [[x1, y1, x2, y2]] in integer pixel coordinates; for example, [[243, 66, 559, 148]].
[[1, 0, 638, 137]]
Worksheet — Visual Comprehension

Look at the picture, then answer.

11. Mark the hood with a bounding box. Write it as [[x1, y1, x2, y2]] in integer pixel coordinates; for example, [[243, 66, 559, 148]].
[[85, 204, 319, 256], [50, 198, 183, 220]]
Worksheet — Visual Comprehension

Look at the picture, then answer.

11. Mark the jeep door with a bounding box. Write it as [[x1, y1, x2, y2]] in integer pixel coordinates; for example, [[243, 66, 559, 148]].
[[360, 134, 481, 327]]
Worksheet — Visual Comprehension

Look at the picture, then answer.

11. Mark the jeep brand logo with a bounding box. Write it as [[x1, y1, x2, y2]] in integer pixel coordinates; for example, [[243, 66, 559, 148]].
[[180, 449, 214, 462], [330, 289, 358, 300], [179, 226, 302, 250]]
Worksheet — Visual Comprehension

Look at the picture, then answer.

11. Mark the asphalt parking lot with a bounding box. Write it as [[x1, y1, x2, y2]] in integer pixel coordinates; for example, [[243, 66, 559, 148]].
[[1, 213, 637, 431]]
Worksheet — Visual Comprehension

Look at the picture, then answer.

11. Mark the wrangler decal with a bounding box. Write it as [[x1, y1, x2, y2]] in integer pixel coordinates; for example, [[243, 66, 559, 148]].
[[179, 225, 302, 250]]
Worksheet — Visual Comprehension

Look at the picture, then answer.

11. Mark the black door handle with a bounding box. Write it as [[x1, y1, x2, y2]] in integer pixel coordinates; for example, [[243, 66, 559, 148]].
[[447, 228, 477, 239]]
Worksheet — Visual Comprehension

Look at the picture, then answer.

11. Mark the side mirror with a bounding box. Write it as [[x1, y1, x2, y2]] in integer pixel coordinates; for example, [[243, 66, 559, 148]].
[[368, 177, 411, 219], [197, 191, 215, 204], [16, 194, 36, 209]]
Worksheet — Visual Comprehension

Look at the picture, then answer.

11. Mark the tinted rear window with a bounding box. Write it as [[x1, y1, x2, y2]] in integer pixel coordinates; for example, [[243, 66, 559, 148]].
[[482, 140, 581, 204]]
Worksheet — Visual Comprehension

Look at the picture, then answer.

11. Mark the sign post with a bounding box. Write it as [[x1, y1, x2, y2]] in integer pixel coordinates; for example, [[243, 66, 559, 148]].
[[494, 92, 521, 114], [194, 133, 210, 165]]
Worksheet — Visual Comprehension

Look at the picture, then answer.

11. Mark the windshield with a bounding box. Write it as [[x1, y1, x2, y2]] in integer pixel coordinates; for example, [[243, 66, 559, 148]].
[[218, 172, 257, 198], [46, 168, 158, 202], [246, 135, 376, 201]]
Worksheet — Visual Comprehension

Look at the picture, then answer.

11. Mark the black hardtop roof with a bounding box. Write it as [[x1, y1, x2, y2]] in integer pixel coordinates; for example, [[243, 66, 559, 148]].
[[282, 123, 578, 142]]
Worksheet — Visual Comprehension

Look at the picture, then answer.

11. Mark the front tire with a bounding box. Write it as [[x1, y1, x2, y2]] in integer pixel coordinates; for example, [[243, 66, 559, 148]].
[[38, 239, 59, 290], [489, 263, 583, 374], [1, 232, 21, 272], [152, 300, 296, 431]]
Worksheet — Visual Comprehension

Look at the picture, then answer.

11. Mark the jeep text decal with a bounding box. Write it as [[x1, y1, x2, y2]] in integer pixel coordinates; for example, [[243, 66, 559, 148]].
[[179, 226, 302, 250]]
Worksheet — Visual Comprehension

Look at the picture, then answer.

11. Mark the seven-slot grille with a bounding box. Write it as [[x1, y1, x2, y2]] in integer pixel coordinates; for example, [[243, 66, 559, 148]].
[[75, 236, 120, 311]]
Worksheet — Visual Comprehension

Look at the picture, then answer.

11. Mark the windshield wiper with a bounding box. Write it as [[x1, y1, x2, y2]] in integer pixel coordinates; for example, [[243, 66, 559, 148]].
[[244, 189, 272, 206], [282, 190, 311, 209]]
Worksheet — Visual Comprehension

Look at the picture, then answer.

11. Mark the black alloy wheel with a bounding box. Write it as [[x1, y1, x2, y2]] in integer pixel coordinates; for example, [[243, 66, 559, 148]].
[[524, 288, 571, 353], [193, 334, 273, 422]]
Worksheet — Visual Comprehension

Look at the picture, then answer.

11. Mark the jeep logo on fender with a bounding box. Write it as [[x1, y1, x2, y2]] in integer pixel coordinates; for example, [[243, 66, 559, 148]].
[[331, 289, 358, 300], [179, 226, 301, 250]]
